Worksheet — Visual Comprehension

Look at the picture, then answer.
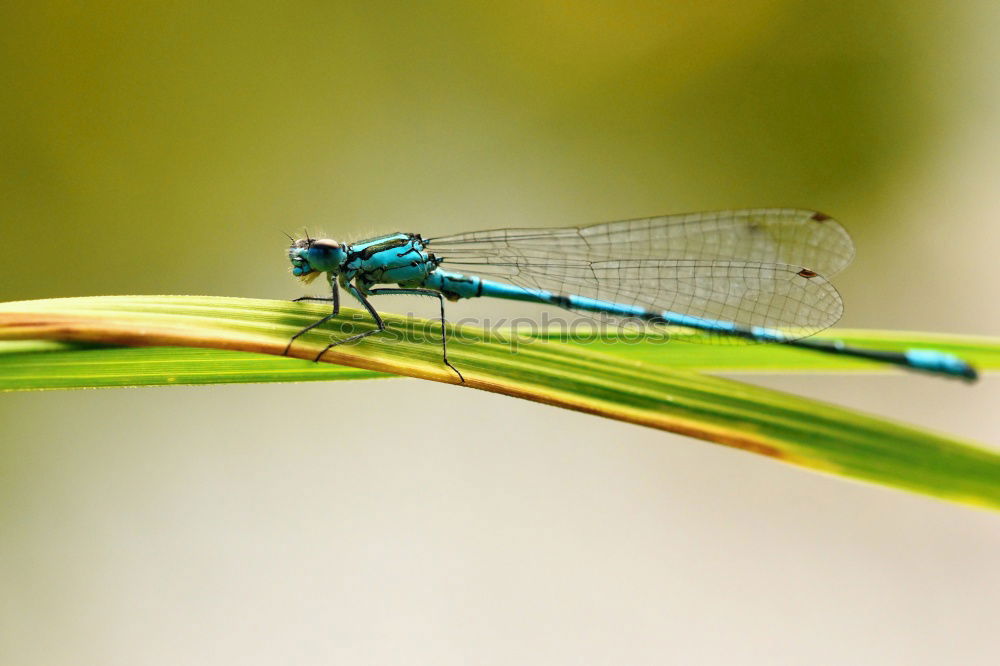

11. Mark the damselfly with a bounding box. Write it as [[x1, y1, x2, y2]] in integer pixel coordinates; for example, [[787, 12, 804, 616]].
[[284, 208, 977, 383]]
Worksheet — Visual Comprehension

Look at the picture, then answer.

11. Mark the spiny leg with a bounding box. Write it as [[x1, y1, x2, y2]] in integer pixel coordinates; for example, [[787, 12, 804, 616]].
[[284, 280, 340, 356], [368, 287, 465, 383], [313, 284, 386, 362]]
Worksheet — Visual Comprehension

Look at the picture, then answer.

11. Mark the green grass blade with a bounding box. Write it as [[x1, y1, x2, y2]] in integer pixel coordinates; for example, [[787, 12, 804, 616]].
[[1, 295, 998, 509], [6, 327, 995, 391], [567, 329, 1000, 372], [0, 341, 384, 389]]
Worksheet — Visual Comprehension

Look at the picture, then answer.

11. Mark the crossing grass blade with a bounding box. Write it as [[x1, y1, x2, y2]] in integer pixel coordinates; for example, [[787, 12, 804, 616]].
[[1, 295, 998, 509], [545, 328, 1000, 373]]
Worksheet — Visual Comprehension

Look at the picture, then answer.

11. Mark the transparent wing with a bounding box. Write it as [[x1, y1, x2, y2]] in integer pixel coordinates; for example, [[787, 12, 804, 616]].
[[433, 256, 843, 345], [429, 208, 854, 277]]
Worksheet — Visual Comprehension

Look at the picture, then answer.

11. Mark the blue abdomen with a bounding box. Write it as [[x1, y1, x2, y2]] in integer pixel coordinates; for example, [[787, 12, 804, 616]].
[[421, 270, 483, 300]]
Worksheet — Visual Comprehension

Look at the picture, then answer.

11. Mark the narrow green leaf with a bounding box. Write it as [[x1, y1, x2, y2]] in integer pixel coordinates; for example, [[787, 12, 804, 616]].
[[0, 341, 383, 389], [1, 295, 998, 509], [551, 328, 1000, 372]]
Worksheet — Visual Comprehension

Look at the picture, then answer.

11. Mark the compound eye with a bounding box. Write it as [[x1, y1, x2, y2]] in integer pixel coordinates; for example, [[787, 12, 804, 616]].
[[310, 239, 340, 250]]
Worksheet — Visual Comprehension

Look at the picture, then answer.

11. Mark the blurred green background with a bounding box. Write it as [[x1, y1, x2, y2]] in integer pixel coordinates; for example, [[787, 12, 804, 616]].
[[2, 2, 999, 664]]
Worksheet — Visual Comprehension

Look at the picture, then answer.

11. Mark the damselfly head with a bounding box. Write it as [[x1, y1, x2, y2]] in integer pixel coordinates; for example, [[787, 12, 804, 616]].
[[288, 237, 346, 282]]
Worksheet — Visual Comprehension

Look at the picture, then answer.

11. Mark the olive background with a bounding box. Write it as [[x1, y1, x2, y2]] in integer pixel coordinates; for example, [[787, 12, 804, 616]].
[[2, 2, 999, 664]]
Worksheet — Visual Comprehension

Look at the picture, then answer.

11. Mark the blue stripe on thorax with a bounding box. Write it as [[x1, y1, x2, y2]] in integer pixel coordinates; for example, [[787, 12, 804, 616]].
[[349, 233, 412, 252], [345, 233, 435, 285]]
